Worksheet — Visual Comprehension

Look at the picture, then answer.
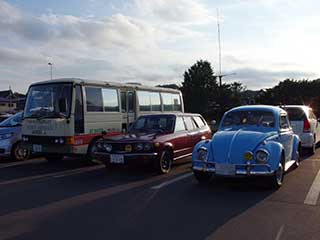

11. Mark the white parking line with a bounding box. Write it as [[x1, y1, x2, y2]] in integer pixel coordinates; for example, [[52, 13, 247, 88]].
[[151, 172, 193, 190], [0, 158, 45, 169], [53, 165, 103, 178], [275, 225, 284, 240], [0, 165, 104, 186], [304, 169, 320, 205]]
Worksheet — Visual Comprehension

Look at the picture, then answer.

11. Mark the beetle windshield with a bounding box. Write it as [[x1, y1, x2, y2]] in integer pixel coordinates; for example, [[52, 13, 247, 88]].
[[222, 110, 275, 128], [130, 115, 175, 134]]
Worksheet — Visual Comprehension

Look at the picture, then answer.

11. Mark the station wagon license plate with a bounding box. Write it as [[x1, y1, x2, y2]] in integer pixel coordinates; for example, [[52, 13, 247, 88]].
[[110, 154, 124, 164], [32, 144, 42, 153], [215, 163, 235, 176]]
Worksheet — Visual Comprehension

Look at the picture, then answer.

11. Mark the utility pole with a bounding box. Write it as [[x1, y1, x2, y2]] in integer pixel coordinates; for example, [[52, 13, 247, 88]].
[[48, 62, 53, 80]]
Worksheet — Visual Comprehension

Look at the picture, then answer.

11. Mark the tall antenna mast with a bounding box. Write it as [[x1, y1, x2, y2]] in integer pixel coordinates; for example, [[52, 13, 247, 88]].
[[217, 8, 222, 78]]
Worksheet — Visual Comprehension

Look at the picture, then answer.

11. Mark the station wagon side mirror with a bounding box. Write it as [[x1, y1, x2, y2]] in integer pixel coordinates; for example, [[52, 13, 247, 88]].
[[58, 98, 67, 113], [211, 120, 217, 126]]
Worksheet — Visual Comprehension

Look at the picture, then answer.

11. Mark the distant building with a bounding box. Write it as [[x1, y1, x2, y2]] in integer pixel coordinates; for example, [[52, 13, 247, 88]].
[[0, 90, 26, 114]]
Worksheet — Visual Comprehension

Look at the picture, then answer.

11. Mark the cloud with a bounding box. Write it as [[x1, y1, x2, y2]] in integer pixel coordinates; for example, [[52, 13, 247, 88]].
[[229, 68, 316, 89]]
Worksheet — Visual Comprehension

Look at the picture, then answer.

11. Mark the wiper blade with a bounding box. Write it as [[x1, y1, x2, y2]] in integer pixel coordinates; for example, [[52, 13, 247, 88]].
[[37, 111, 66, 120]]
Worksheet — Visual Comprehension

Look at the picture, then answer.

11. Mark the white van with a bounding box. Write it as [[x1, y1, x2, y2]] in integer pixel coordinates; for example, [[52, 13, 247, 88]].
[[21, 78, 184, 161]]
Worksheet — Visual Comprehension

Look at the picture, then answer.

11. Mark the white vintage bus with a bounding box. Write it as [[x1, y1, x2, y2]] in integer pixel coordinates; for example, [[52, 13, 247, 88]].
[[21, 78, 184, 161]]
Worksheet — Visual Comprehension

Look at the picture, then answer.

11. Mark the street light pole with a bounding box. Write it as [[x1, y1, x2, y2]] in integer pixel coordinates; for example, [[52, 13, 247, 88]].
[[48, 62, 53, 80]]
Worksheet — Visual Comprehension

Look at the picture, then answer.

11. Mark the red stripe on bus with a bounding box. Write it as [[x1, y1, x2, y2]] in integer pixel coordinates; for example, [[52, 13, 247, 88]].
[[73, 132, 122, 145]]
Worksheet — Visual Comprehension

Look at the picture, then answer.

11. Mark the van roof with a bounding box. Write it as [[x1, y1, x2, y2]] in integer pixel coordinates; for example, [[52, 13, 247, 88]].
[[29, 78, 181, 94]]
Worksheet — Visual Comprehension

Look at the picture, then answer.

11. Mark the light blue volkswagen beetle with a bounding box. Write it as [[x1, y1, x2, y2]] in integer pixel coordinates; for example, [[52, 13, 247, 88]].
[[192, 105, 301, 188]]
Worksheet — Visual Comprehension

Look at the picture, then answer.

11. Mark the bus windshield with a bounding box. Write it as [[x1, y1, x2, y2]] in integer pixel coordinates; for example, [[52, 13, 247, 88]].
[[24, 83, 72, 119]]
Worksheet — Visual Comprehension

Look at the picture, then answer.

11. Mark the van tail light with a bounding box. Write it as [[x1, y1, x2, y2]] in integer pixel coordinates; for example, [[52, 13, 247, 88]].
[[303, 119, 311, 132]]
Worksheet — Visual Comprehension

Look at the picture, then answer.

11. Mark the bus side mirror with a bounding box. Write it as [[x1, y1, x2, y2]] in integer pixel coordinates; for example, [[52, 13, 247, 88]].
[[59, 98, 67, 113]]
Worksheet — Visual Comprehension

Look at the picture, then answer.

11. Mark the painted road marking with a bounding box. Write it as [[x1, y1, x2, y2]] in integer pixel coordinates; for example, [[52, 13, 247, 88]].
[[53, 165, 103, 178], [275, 225, 284, 240], [304, 169, 320, 205], [0, 165, 104, 186], [151, 172, 193, 190], [0, 168, 189, 239], [0, 158, 45, 169]]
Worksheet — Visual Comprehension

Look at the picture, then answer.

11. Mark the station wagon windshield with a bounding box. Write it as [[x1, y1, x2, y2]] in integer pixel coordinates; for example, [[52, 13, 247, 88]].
[[130, 115, 175, 133], [222, 110, 275, 128], [24, 83, 72, 118]]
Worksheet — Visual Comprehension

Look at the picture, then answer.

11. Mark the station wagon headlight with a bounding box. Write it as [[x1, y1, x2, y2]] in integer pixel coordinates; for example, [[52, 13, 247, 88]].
[[103, 143, 112, 152], [0, 133, 13, 140], [135, 143, 144, 151], [144, 143, 153, 151], [256, 150, 269, 163], [197, 147, 208, 161]]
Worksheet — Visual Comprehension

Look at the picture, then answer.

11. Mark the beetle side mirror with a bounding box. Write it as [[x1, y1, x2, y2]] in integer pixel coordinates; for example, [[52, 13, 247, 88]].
[[211, 120, 217, 126]]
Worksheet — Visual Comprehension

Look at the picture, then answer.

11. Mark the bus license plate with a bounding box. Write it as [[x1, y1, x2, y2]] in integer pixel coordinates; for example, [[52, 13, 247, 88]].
[[110, 154, 124, 164], [215, 163, 235, 176], [32, 144, 42, 152]]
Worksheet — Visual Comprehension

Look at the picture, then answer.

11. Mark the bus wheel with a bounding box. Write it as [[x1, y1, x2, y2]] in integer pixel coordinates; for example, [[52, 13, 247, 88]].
[[45, 155, 64, 162], [86, 138, 101, 162]]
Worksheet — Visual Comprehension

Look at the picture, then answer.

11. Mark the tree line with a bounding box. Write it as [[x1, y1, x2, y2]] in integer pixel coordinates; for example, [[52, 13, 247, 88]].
[[158, 59, 320, 121]]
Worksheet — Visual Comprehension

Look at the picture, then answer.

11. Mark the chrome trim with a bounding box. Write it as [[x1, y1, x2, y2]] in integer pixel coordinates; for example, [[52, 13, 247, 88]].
[[174, 153, 192, 160], [192, 162, 274, 176], [95, 152, 158, 157]]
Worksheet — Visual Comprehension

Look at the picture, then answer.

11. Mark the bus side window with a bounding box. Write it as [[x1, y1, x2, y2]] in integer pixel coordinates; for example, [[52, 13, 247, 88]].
[[128, 92, 134, 112], [75, 85, 84, 134], [121, 92, 127, 113]]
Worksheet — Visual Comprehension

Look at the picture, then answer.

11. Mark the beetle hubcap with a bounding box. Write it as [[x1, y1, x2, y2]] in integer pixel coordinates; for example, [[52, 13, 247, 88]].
[[276, 163, 283, 185]]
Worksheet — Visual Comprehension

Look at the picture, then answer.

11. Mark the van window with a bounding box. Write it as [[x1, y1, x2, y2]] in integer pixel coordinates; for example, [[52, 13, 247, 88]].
[[285, 108, 306, 121], [150, 92, 161, 111], [138, 91, 151, 111], [85, 87, 103, 112], [102, 88, 119, 112], [175, 117, 186, 132], [162, 93, 182, 111], [121, 92, 127, 113]]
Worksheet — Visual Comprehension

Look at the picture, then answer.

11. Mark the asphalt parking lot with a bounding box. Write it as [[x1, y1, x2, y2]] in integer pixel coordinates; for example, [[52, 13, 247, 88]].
[[0, 150, 320, 240]]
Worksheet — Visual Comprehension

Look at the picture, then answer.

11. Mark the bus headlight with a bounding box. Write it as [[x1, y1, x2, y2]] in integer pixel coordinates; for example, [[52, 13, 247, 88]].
[[256, 150, 269, 163], [197, 148, 208, 161], [103, 143, 112, 152]]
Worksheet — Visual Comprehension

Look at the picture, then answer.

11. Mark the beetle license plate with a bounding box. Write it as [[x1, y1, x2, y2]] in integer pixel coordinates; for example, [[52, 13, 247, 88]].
[[32, 144, 42, 152], [110, 154, 124, 164], [215, 163, 235, 176]]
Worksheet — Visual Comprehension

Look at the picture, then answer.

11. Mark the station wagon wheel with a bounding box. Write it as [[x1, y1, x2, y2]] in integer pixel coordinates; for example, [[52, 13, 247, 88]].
[[156, 150, 172, 174]]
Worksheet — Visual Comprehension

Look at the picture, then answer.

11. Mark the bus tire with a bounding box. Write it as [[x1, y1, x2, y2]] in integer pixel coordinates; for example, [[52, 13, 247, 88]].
[[86, 138, 101, 162]]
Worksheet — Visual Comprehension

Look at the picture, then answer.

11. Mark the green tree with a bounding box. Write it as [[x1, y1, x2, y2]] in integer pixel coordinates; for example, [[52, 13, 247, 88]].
[[181, 60, 218, 116]]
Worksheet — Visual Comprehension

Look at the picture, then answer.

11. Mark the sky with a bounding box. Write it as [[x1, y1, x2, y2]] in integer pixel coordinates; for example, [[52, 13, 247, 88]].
[[1, 0, 319, 93]]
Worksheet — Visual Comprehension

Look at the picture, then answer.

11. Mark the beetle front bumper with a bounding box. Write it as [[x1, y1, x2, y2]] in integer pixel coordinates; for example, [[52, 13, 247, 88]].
[[192, 160, 275, 176]]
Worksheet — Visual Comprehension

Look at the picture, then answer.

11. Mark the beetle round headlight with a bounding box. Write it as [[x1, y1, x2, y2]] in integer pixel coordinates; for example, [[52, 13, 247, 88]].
[[103, 143, 112, 152], [197, 148, 208, 161], [135, 143, 144, 151], [256, 150, 269, 163]]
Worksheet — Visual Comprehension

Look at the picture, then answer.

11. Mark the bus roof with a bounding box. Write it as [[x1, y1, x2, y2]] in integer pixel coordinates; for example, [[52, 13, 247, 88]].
[[29, 78, 182, 94]]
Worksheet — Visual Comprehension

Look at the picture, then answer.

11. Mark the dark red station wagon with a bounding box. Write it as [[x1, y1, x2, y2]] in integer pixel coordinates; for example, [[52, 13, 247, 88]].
[[94, 113, 211, 174]]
